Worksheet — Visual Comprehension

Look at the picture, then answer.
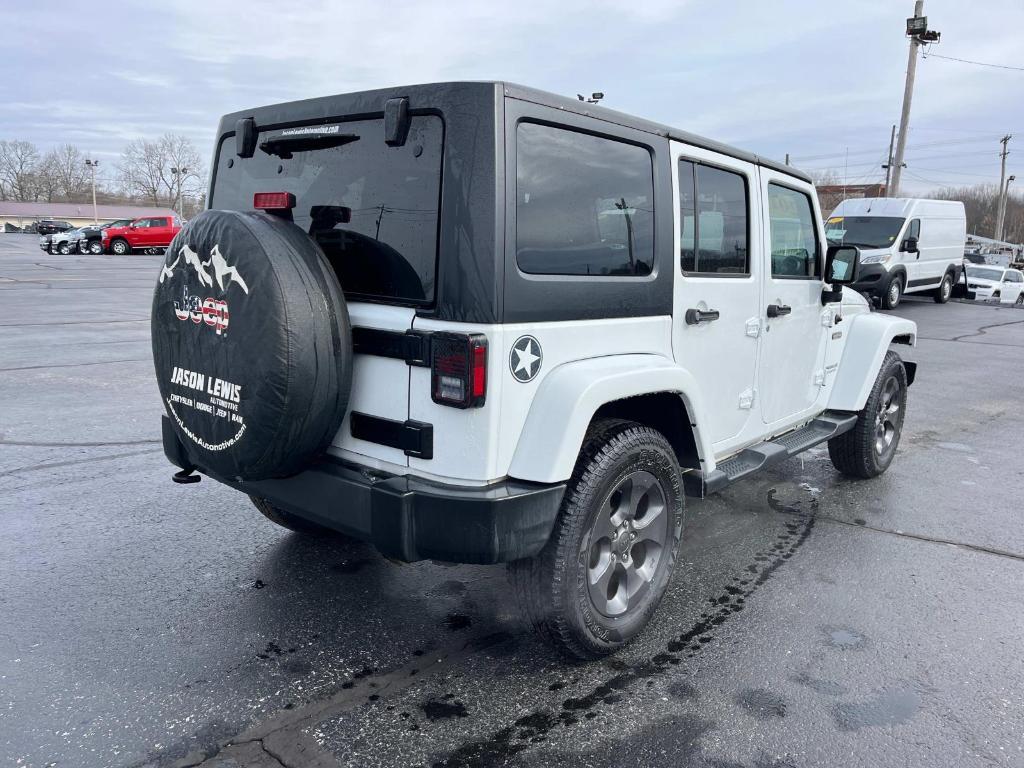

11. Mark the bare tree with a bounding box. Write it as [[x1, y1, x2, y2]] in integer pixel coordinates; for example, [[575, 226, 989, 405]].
[[118, 134, 204, 210], [34, 151, 61, 202], [0, 140, 41, 201], [930, 184, 1023, 243], [44, 144, 91, 200]]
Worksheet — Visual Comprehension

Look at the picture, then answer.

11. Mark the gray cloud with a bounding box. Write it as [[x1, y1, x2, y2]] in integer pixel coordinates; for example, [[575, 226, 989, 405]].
[[3, 0, 1022, 194]]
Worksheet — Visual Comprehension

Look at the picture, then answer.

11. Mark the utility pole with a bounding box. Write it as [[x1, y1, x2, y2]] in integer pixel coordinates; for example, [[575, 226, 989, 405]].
[[882, 124, 897, 196], [890, 2, 940, 198], [84, 158, 99, 224], [994, 135, 1012, 241]]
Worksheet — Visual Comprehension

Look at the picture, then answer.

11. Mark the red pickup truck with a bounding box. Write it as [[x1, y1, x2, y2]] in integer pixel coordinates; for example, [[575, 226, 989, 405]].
[[103, 216, 182, 255]]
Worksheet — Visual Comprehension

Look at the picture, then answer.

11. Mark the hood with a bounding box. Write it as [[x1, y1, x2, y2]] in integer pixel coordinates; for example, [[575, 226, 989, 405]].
[[840, 286, 870, 316]]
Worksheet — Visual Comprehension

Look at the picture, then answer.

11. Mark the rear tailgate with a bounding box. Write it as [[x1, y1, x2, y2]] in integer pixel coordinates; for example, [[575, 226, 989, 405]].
[[209, 111, 445, 468]]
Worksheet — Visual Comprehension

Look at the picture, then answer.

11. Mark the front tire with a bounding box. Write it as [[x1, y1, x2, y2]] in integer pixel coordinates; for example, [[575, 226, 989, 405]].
[[828, 351, 908, 479], [509, 419, 684, 659], [110, 238, 131, 255], [58, 242, 70, 255], [880, 273, 903, 310], [933, 273, 953, 303], [88, 240, 103, 255]]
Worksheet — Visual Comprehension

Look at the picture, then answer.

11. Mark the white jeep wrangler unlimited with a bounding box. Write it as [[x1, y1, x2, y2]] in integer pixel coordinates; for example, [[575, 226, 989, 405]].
[[153, 83, 917, 659]]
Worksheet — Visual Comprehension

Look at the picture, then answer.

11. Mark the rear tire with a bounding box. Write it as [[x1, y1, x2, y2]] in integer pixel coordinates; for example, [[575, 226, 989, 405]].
[[828, 351, 908, 479], [509, 419, 684, 659], [879, 273, 903, 310], [250, 495, 351, 537], [933, 273, 953, 303], [111, 238, 131, 255], [88, 240, 103, 255]]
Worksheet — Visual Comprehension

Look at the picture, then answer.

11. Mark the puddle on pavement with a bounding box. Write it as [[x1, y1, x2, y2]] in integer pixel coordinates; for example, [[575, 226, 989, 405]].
[[833, 686, 921, 731]]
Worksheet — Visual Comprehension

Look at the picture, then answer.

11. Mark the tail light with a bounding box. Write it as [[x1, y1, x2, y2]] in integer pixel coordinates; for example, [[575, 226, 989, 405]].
[[253, 192, 296, 210], [431, 333, 487, 409]]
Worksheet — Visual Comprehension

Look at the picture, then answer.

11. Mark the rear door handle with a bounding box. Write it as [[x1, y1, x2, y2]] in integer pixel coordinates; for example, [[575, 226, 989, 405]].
[[767, 304, 792, 318], [685, 308, 720, 325]]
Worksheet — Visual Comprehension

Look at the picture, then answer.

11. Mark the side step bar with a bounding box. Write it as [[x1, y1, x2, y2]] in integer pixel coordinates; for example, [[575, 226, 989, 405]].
[[684, 412, 858, 498]]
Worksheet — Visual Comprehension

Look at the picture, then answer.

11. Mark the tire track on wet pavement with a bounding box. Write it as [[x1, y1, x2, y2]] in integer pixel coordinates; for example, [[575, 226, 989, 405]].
[[167, 634, 515, 768], [427, 495, 817, 768], [146, 489, 816, 768]]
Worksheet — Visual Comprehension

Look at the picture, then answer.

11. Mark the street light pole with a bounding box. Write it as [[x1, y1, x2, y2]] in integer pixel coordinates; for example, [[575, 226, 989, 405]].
[[84, 158, 99, 224], [171, 166, 188, 219]]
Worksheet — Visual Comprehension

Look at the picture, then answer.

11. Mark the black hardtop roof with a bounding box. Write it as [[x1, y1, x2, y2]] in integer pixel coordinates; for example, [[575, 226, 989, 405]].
[[219, 81, 810, 184], [501, 82, 810, 183]]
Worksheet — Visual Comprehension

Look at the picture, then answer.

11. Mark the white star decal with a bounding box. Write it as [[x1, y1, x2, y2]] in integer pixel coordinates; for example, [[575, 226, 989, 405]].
[[513, 340, 539, 376]]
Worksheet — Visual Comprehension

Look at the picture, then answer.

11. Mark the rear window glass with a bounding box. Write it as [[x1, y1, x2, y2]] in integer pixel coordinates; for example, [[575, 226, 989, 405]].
[[515, 122, 654, 277], [210, 115, 443, 305]]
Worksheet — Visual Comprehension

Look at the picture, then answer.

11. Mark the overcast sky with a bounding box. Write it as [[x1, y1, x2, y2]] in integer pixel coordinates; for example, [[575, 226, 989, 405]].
[[4, 0, 1022, 196]]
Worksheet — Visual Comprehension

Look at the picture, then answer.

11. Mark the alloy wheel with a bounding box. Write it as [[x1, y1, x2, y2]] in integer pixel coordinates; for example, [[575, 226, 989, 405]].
[[586, 470, 669, 618], [874, 375, 901, 456]]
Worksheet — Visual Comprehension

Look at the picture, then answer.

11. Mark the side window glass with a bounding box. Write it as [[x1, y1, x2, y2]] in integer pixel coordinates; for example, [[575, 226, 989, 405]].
[[516, 122, 655, 277], [908, 219, 921, 240], [695, 166, 748, 274], [679, 162, 749, 275], [678, 160, 696, 272], [767, 183, 820, 278]]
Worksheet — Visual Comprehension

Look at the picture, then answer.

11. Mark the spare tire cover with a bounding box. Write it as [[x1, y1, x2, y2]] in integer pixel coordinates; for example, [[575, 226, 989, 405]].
[[152, 210, 351, 481]]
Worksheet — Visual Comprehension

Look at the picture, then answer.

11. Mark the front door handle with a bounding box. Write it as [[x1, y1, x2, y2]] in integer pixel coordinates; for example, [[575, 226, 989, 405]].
[[767, 304, 792, 318], [685, 308, 720, 325]]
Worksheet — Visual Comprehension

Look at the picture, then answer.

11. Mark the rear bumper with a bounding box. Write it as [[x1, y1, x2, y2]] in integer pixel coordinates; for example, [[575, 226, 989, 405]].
[[161, 416, 565, 564]]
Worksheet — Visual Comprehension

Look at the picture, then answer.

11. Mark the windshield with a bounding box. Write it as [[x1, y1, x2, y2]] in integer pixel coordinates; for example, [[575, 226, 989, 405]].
[[966, 266, 1004, 281], [825, 216, 905, 249], [210, 115, 443, 305]]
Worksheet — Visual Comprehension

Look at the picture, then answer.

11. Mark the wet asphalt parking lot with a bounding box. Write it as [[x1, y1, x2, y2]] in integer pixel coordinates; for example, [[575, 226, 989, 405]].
[[1, 232, 1023, 768]]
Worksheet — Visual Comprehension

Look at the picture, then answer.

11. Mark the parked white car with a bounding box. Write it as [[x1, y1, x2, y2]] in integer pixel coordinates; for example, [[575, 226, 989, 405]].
[[966, 265, 1024, 305]]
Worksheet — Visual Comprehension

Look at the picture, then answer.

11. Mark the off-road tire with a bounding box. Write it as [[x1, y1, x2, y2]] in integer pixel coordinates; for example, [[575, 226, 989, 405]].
[[111, 238, 131, 255], [88, 240, 103, 255], [250, 495, 350, 537], [509, 419, 684, 659], [828, 351, 908, 478], [879, 273, 903, 310], [933, 273, 953, 303]]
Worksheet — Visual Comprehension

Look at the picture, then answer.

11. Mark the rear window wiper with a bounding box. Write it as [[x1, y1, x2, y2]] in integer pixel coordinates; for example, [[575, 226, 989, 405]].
[[259, 133, 360, 159]]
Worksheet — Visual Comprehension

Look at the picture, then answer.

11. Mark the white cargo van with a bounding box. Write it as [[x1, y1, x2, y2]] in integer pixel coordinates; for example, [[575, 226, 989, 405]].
[[825, 198, 967, 309]]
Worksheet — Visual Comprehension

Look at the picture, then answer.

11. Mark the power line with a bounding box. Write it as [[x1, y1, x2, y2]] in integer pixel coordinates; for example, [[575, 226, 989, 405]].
[[790, 136, 996, 163], [921, 50, 1024, 72]]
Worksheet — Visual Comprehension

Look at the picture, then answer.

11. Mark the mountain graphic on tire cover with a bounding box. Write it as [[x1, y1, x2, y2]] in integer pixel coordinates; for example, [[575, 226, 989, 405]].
[[151, 209, 352, 481]]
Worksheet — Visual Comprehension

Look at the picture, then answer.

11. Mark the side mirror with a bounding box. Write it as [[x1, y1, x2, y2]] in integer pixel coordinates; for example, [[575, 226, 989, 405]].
[[901, 236, 918, 253], [822, 245, 859, 304], [825, 244, 859, 285]]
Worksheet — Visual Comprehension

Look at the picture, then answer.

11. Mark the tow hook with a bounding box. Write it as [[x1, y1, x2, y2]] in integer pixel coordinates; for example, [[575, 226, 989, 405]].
[[172, 469, 201, 484]]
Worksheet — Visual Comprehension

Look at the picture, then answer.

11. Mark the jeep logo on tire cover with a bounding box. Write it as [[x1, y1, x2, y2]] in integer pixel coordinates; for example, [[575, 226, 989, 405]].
[[510, 335, 542, 383]]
